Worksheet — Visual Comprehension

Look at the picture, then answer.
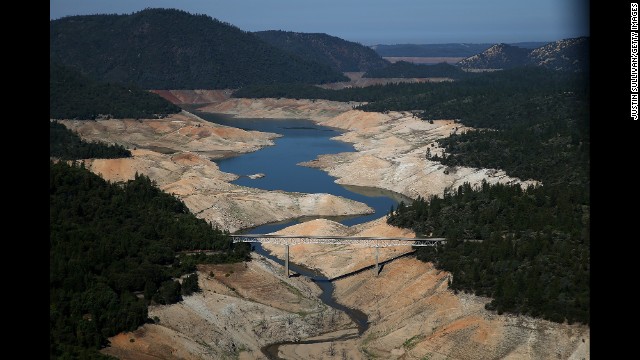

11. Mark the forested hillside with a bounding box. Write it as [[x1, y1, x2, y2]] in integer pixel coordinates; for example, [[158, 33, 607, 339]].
[[458, 37, 589, 72], [50, 9, 347, 89], [233, 66, 590, 324], [255, 30, 389, 72], [50, 121, 131, 159], [370, 42, 547, 58], [50, 62, 181, 120], [386, 68, 589, 324], [363, 61, 467, 79], [50, 162, 250, 358]]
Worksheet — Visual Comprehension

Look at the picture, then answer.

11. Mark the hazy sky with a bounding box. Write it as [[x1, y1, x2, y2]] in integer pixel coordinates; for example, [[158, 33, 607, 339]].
[[49, 0, 589, 45]]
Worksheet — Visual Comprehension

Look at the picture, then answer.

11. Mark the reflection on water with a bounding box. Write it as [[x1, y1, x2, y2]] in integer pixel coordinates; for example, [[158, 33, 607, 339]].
[[341, 184, 413, 205]]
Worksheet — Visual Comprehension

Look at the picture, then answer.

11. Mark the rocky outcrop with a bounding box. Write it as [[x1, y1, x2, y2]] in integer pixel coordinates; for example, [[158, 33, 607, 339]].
[[528, 36, 589, 72], [457, 43, 530, 70], [457, 37, 589, 72]]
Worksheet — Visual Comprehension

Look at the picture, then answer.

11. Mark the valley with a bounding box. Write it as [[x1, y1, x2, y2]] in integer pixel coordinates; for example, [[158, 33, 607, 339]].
[[61, 94, 589, 359], [49, 7, 590, 359]]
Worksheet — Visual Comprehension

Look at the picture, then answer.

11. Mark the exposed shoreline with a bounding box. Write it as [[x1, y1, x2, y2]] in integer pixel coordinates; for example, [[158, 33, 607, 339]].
[[194, 95, 540, 202], [60, 111, 374, 233], [77, 93, 589, 359]]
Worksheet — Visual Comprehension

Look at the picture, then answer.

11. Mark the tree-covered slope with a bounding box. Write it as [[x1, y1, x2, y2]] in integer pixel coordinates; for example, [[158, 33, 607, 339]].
[[363, 61, 467, 79], [50, 121, 131, 159], [255, 30, 389, 72], [240, 64, 588, 325], [50, 161, 250, 358], [385, 67, 589, 325], [50, 62, 181, 119], [457, 43, 531, 69], [458, 37, 589, 72], [50, 8, 347, 89], [371, 42, 548, 57], [387, 181, 589, 325]]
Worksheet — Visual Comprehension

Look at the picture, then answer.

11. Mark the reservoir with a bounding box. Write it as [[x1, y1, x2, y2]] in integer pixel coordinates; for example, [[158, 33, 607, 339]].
[[191, 110, 413, 233], [191, 109, 415, 358]]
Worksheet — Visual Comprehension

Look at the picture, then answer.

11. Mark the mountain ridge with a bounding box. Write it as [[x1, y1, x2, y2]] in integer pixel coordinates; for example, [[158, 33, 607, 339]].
[[50, 8, 348, 89], [457, 37, 589, 71], [255, 30, 389, 72]]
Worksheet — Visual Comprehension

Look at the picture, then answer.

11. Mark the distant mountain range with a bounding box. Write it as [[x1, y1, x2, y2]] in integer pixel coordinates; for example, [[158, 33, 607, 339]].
[[371, 42, 548, 58], [255, 30, 389, 72], [50, 8, 348, 89], [457, 37, 589, 72]]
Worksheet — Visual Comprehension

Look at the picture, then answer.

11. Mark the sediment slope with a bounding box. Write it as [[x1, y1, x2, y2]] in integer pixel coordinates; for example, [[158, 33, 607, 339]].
[[198, 98, 356, 121], [60, 111, 373, 232], [307, 109, 540, 199], [264, 218, 590, 360], [102, 256, 353, 359], [106, 217, 590, 359], [197, 99, 539, 201], [60, 110, 275, 159]]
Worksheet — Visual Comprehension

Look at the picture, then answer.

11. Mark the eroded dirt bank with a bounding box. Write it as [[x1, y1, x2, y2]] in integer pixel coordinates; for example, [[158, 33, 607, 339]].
[[104, 217, 589, 359], [197, 98, 539, 201], [60, 110, 276, 159], [259, 218, 589, 360], [60, 111, 373, 232], [102, 254, 353, 360], [90, 97, 587, 358]]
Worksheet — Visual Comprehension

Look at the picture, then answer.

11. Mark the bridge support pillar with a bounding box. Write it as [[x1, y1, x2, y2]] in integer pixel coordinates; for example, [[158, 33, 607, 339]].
[[285, 244, 289, 278], [375, 246, 379, 276]]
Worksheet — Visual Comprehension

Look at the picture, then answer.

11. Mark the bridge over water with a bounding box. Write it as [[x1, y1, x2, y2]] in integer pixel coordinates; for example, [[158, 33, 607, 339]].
[[230, 234, 446, 277]]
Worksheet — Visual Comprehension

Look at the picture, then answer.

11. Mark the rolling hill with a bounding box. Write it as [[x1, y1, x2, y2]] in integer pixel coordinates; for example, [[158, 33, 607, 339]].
[[254, 30, 389, 72], [371, 42, 548, 57], [457, 37, 589, 72], [50, 8, 348, 89], [457, 43, 531, 69]]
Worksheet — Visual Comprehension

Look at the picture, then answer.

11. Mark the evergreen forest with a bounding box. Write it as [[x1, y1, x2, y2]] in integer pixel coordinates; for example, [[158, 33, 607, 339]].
[[50, 121, 131, 160], [235, 66, 590, 324], [50, 9, 348, 89], [50, 161, 250, 358], [50, 62, 181, 120]]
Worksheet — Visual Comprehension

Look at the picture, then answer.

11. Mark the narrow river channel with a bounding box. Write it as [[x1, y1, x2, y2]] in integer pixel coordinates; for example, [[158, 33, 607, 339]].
[[191, 109, 413, 359]]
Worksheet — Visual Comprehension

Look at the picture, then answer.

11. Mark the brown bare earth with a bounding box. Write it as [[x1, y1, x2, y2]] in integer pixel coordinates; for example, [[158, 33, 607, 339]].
[[89, 97, 587, 358], [198, 97, 357, 120], [332, 256, 589, 360], [259, 218, 589, 360], [61, 111, 373, 232], [103, 217, 589, 359], [194, 98, 538, 200], [151, 89, 234, 104], [102, 255, 353, 360], [304, 109, 540, 200], [60, 111, 275, 159]]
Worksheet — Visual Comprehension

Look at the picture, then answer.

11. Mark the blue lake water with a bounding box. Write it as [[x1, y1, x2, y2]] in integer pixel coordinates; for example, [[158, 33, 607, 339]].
[[190, 110, 413, 234]]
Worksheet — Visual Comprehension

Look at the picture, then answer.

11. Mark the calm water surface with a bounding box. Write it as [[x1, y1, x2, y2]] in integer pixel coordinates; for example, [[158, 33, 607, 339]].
[[190, 108, 416, 357], [191, 110, 412, 232]]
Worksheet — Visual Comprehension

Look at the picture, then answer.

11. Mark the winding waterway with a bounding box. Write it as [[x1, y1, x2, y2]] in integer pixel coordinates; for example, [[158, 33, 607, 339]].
[[192, 109, 413, 359]]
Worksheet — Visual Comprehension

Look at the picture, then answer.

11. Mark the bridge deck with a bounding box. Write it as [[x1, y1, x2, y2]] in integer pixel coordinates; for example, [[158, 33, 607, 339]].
[[230, 234, 446, 247]]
